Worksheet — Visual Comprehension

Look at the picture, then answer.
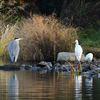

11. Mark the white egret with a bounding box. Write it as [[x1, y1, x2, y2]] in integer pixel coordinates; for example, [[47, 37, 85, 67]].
[[75, 40, 83, 61], [85, 53, 93, 62], [75, 40, 83, 71], [8, 37, 23, 62]]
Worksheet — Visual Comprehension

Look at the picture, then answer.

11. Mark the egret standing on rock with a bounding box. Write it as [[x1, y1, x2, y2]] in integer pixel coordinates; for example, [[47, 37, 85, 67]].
[[75, 40, 83, 62], [85, 53, 93, 63], [75, 40, 83, 71], [8, 37, 23, 62]]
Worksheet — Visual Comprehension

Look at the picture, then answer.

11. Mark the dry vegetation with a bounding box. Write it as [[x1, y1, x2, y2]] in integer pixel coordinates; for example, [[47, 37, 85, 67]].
[[0, 14, 78, 62]]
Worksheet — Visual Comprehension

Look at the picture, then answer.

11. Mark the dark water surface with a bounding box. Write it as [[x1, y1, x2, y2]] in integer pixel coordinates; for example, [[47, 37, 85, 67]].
[[0, 60, 100, 100]]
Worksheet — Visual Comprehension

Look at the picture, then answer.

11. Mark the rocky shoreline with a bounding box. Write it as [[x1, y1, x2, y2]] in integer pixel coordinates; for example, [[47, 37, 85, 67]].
[[0, 59, 100, 78], [0, 52, 100, 78]]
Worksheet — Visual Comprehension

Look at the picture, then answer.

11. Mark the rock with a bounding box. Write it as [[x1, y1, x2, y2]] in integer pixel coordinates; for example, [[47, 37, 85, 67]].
[[32, 61, 52, 71], [54, 62, 71, 72], [83, 63, 90, 67], [98, 62, 100, 67], [47, 62, 52, 67], [20, 64, 25, 69], [92, 57, 98, 65], [32, 66, 41, 70], [0, 65, 20, 70], [24, 65, 32, 70], [83, 65, 91, 72], [83, 70, 98, 77], [94, 68, 100, 73], [88, 70, 98, 76], [19, 64, 32, 70], [37, 61, 47, 67], [57, 52, 85, 62], [54, 63, 61, 67]]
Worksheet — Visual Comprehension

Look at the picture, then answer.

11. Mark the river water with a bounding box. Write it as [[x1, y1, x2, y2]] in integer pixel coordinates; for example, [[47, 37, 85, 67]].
[[0, 60, 100, 100]]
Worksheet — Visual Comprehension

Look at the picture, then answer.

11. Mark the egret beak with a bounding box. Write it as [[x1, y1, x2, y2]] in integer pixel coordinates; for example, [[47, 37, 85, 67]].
[[19, 38, 23, 40]]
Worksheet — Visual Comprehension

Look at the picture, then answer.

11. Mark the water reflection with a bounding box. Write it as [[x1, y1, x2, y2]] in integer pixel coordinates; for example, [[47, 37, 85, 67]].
[[85, 77, 93, 99], [8, 74, 19, 100], [74, 75, 82, 100], [1, 64, 100, 100]]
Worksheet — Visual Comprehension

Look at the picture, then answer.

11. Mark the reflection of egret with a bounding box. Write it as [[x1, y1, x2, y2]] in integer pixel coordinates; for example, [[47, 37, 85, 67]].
[[74, 75, 82, 100], [8, 37, 23, 62], [85, 53, 93, 63], [8, 74, 19, 100], [85, 77, 93, 99], [75, 40, 83, 71]]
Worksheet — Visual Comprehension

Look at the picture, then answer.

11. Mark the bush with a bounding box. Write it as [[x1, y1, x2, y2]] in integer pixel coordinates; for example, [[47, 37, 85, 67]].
[[0, 14, 78, 62]]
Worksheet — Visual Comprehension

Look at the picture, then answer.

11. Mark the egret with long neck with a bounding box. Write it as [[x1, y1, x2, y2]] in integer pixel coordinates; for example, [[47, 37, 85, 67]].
[[8, 37, 23, 62], [75, 40, 83, 72]]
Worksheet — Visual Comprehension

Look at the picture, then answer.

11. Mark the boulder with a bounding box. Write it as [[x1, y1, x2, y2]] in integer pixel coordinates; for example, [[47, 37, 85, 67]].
[[57, 52, 85, 62]]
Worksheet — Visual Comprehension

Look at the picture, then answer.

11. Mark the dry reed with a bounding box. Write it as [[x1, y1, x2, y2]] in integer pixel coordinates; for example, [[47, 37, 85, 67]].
[[0, 14, 78, 62]]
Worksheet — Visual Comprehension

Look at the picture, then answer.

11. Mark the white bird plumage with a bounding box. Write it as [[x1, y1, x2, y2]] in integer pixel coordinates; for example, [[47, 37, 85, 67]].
[[75, 40, 83, 61], [8, 37, 23, 62], [85, 53, 93, 62]]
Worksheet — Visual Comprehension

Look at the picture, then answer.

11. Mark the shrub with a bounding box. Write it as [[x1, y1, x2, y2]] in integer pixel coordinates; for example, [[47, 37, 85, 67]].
[[0, 14, 78, 62]]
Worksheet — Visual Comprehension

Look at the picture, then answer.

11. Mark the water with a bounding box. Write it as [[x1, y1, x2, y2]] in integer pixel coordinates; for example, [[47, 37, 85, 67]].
[[0, 61, 100, 100]]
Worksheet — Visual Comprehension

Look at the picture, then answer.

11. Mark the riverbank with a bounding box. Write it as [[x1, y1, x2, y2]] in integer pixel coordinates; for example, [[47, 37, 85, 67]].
[[0, 0, 100, 61], [0, 14, 77, 61]]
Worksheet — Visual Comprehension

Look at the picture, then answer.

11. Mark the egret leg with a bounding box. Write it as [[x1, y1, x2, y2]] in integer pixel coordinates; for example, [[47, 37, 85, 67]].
[[79, 61, 82, 72], [77, 63, 79, 75], [76, 61, 79, 73]]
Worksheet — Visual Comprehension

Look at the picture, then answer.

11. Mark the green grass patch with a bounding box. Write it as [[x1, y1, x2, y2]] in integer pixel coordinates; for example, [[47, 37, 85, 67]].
[[77, 28, 100, 48]]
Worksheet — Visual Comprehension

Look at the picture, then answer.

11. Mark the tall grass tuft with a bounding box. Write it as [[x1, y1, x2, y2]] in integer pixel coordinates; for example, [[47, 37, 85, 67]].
[[0, 14, 78, 62], [0, 22, 18, 58]]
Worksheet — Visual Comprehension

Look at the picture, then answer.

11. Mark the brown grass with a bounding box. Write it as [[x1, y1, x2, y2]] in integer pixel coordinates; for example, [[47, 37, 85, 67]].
[[0, 14, 78, 62]]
